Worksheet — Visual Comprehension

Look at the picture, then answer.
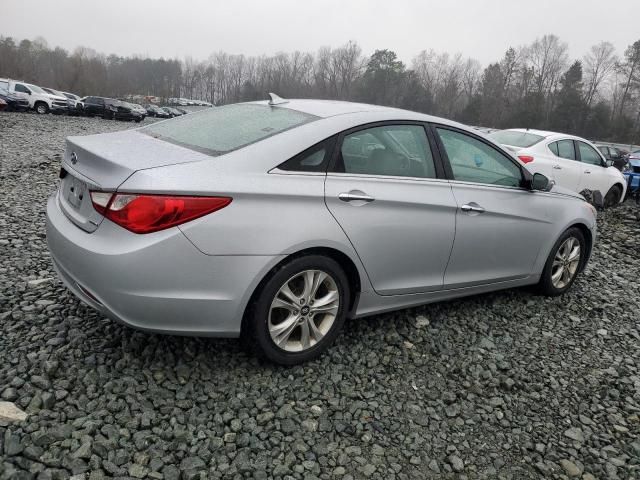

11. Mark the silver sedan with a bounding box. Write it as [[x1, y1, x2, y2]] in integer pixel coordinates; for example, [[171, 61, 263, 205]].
[[46, 96, 597, 364]]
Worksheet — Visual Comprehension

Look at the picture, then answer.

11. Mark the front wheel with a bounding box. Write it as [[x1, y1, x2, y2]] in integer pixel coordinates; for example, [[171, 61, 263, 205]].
[[34, 102, 49, 114], [538, 227, 586, 296], [604, 185, 622, 208], [244, 255, 350, 365]]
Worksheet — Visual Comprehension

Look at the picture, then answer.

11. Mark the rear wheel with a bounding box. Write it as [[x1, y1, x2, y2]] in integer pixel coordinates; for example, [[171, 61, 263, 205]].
[[244, 255, 350, 365], [538, 227, 586, 296], [604, 184, 622, 208], [34, 102, 49, 114]]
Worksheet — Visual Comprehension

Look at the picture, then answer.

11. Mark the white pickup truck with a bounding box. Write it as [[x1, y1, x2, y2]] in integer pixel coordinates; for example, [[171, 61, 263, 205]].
[[0, 78, 69, 114]]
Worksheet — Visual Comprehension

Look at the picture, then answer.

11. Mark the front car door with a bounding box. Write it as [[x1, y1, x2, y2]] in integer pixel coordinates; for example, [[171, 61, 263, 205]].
[[433, 126, 556, 288], [575, 140, 610, 194], [324, 122, 457, 295], [12, 83, 32, 105]]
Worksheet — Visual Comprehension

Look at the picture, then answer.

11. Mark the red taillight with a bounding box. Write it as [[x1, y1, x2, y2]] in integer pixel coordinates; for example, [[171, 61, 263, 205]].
[[518, 155, 534, 164], [90, 192, 232, 234]]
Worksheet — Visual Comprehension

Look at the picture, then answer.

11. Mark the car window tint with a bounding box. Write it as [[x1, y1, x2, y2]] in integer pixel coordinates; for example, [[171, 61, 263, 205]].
[[548, 142, 559, 156], [577, 142, 603, 165], [555, 140, 576, 160], [437, 128, 522, 187], [142, 104, 318, 156], [278, 138, 335, 172], [337, 125, 435, 178], [14, 84, 29, 93]]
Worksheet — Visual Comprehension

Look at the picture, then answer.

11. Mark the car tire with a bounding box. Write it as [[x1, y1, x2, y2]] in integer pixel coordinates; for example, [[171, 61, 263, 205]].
[[604, 184, 622, 208], [538, 227, 586, 296], [244, 255, 350, 365], [34, 102, 49, 115]]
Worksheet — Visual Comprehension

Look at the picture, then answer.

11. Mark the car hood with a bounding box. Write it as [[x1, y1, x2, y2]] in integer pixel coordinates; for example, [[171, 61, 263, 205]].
[[47, 94, 67, 101], [549, 184, 585, 201]]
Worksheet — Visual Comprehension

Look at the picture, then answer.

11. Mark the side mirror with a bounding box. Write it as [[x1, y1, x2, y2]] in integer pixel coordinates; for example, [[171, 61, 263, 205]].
[[531, 172, 551, 191], [606, 159, 614, 167]]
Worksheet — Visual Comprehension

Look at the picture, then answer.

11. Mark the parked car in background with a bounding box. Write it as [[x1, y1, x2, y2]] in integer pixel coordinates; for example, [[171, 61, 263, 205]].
[[106, 100, 143, 122], [144, 104, 171, 118], [62, 91, 84, 115], [125, 102, 147, 120], [175, 107, 189, 115], [164, 106, 183, 117], [81, 96, 113, 118], [488, 129, 626, 207], [0, 97, 7, 111], [42, 87, 78, 115], [46, 98, 598, 364], [0, 81, 30, 112], [1, 78, 68, 114], [596, 145, 627, 171]]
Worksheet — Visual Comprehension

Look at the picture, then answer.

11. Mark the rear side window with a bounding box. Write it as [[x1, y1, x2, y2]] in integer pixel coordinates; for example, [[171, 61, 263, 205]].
[[142, 104, 318, 157], [549, 140, 576, 160], [278, 137, 336, 172], [334, 124, 436, 178]]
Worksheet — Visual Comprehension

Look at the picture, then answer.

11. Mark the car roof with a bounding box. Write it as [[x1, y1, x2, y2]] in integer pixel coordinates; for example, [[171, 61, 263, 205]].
[[246, 99, 459, 126], [500, 128, 598, 143]]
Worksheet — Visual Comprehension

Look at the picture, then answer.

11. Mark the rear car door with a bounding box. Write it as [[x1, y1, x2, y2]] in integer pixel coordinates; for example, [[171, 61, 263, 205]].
[[575, 141, 610, 194], [433, 126, 554, 288], [325, 122, 457, 295], [546, 139, 583, 192]]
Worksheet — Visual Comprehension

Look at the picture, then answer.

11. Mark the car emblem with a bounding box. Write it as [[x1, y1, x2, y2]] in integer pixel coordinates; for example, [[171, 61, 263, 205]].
[[70, 152, 78, 164]]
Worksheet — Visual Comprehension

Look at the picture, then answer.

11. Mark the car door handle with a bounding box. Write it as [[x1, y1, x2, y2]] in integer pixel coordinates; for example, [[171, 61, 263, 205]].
[[461, 203, 485, 213], [338, 192, 375, 203], [553, 165, 562, 170], [584, 170, 591, 174]]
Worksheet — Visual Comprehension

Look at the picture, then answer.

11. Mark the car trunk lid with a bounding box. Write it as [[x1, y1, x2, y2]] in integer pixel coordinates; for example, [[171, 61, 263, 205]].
[[59, 129, 211, 232]]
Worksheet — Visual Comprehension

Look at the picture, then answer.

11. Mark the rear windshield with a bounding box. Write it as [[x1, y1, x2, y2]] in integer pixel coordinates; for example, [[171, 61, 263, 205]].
[[142, 103, 318, 156], [488, 130, 545, 148]]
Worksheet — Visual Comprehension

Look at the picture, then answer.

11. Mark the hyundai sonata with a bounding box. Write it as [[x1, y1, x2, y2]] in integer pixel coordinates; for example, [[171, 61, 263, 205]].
[[46, 96, 597, 364]]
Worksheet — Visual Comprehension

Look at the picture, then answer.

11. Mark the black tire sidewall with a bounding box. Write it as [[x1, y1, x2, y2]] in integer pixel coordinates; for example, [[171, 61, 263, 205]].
[[249, 255, 350, 365], [604, 185, 621, 208], [539, 227, 586, 296]]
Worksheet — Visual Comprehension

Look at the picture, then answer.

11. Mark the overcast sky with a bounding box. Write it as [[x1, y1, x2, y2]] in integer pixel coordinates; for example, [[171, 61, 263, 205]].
[[3, 0, 639, 65]]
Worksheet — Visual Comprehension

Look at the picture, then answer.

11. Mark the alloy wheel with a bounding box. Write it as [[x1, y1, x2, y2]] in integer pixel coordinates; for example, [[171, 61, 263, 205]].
[[551, 237, 581, 289], [268, 269, 340, 352]]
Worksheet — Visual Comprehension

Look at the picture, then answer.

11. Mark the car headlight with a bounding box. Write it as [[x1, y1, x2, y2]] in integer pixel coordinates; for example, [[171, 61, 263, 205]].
[[623, 163, 631, 173]]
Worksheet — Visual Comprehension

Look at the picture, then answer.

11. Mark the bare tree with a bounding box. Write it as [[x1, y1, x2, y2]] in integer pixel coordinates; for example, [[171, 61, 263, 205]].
[[583, 41, 616, 108]]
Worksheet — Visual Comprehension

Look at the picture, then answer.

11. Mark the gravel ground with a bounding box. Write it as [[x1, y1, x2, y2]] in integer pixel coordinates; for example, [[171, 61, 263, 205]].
[[1, 112, 639, 480]]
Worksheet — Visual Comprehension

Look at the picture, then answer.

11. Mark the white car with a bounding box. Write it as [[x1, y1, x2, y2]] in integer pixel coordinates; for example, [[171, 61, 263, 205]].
[[0, 78, 69, 114], [488, 129, 627, 206]]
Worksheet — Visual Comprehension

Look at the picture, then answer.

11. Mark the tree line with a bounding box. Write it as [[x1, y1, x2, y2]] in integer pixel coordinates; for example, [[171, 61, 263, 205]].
[[1, 35, 639, 143]]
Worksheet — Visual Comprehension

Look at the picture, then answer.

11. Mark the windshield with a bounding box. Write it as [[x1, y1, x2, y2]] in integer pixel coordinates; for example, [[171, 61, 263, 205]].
[[142, 103, 318, 156], [488, 130, 545, 148], [27, 84, 47, 94]]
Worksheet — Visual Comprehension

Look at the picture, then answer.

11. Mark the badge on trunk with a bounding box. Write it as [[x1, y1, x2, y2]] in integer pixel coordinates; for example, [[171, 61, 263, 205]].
[[71, 152, 78, 164]]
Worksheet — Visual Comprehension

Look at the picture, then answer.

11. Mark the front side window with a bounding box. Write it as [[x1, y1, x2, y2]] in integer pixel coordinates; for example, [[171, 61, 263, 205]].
[[437, 128, 522, 187], [550, 140, 576, 161], [335, 125, 436, 178], [577, 142, 604, 166], [14, 83, 30, 94], [142, 104, 318, 157]]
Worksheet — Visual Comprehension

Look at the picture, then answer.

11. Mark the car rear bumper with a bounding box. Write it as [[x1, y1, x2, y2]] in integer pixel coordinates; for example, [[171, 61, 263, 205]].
[[46, 192, 281, 337]]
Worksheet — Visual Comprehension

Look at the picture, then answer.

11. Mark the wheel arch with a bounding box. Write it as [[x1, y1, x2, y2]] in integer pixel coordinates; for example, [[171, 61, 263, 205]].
[[240, 246, 363, 336], [569, 222, 593, 272]]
